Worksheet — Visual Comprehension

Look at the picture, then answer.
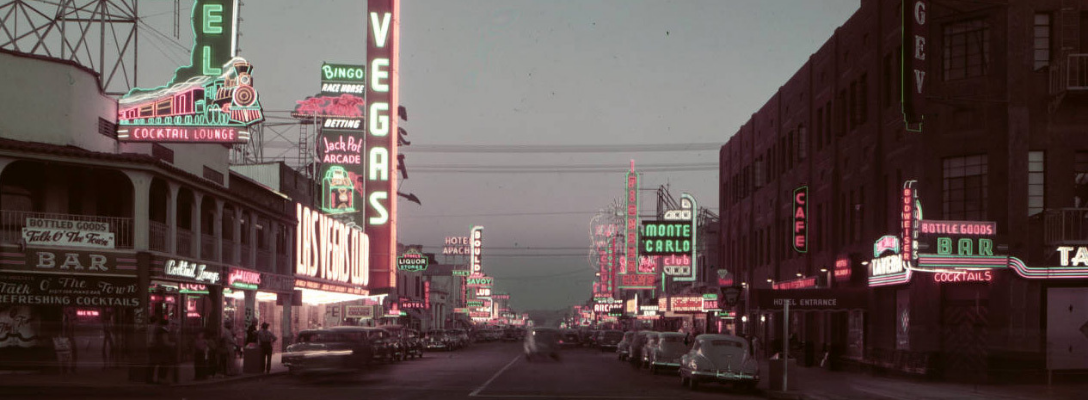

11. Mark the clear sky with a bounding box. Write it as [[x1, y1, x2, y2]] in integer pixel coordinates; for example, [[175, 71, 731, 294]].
[[136, 0, 860, 311]]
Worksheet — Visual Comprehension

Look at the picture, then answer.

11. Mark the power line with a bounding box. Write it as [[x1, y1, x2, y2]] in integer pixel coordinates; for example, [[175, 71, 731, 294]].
[[402, 210, 597, 218], [401, 143, 722, 154], [411, 166, 717, 174]]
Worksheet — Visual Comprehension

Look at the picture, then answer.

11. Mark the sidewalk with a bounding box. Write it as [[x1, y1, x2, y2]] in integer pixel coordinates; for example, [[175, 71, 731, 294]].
[[0, 353, 286, 390], [758, 359, 1088, 400]]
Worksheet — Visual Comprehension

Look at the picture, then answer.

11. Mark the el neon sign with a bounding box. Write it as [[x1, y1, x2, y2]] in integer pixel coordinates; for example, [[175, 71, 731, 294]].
[[365, 0, 399, 290], [625, 166, 640, 275], [793, 186, 808, 253]]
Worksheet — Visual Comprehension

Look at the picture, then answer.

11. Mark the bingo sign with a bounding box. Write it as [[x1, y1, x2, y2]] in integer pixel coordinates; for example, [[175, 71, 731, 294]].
[[365, 0, 400, 291]]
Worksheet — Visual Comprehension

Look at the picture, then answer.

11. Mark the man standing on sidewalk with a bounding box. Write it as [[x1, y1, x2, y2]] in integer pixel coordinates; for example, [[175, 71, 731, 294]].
[[257, 323, 277, 374]]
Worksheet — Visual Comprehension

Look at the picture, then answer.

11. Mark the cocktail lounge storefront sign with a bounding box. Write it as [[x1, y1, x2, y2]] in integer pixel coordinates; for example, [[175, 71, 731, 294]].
[[21, 218, 116, 249], [0, 274, 140, 307], [159, 259, 222, 285], [227, 267, 261, 290]]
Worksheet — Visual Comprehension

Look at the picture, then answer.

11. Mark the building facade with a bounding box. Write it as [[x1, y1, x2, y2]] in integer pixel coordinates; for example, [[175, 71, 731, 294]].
[[719, 0, 1088, 382]]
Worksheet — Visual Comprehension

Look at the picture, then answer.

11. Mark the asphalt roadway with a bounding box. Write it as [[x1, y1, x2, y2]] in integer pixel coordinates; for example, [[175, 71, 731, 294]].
[[12, 342, 767, 400]]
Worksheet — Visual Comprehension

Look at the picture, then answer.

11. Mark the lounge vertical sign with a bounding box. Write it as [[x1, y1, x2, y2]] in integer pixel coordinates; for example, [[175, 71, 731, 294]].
[[366, 0, 399, 290]]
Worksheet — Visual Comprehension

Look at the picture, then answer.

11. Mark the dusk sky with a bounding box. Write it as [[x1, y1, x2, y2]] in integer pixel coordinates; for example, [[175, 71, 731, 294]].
[[136, 0, 860, 311]]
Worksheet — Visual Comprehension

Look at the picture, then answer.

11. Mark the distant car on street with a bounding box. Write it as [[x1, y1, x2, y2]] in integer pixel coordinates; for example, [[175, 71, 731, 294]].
[[558, 329, 581, 347], [616, 331, 635, 361], [597, 330, 624, 352], [424, 330, 454, 351], [524, 327, 561, 361], [639, 332, 661, 368], [679, 334, 759, 391]]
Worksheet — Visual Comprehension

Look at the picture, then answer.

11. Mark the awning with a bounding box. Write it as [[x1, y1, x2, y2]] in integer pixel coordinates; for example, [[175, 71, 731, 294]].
[[753, 288, 867, 311]]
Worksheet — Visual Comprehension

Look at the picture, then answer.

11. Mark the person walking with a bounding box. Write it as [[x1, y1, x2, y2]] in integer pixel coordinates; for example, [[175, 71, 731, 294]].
[[219, 322, 237, 376], [193, 331, 209, 380], [257, 322, 277, 374]]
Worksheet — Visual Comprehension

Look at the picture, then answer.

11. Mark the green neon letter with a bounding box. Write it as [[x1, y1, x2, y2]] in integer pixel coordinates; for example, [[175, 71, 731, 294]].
[[958, 238, 973, 256], [937, 237, 951, 255], [369, 147, 389, 181], [203, 4, 223, 34], [202, 46, 221, 75], [979, 238, 993, 256], [369, 103, 389, 136], [369, 192, 389, 225]]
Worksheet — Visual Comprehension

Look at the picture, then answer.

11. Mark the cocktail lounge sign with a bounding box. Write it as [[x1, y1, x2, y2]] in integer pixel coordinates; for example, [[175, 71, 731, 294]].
[[164, 259, 221, 284]]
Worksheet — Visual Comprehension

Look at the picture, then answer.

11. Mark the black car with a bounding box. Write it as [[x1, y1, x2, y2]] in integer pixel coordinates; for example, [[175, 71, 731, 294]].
[[330, 326, 401, 363], [558, 329, 581, 347], [282, 329, 374, 375], [597, 330, 624, 352]]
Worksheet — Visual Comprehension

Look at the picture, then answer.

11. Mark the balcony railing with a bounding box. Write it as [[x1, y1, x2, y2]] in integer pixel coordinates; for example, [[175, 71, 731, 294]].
[[201, 234, 216, 261], [176, 229, 192, 257], [1044, 208, 1088, 244], [1, 210, 134, 249], [1050, 54, 1088, 95], [149, 221, 168, 252]]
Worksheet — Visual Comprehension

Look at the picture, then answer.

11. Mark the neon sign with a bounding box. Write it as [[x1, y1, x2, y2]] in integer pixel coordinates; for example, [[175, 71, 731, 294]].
[[625, 166, 640, 274], [320, 132, 364, 164], [293, 94, 366, 118], [933, 271, 993, 283], [365, 0, 400, 291], [920, 220, 995, 236], [165, 259, 221, 284], [793, 186, 808, 253], [901, 181, 920, 266], [640, 221, 693, 255], [902, 0, 927, 131], [674, 194, 699, 282], [773, 276, 817, 290], [228, 268, 261, 290], [320, 166, 358, 214], [443, 236, 470, 255], [869, 235, 912, 287], [118, 1, 262, 143], [466, 276, 493, 287], [396, 249, 428, 272], [295, 203, 369, 287], [424, 280, 430, 309], [320, 63, 366, 95], [618, 273, 655, 289], [470, 226, 483, 274], [834, 256, 852, 281], [667, 296, 703, 312]]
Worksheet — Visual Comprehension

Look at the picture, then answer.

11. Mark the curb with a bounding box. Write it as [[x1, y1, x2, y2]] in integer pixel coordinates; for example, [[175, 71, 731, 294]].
[[0, 371, 287, 392], [765, 390, 805, 400]]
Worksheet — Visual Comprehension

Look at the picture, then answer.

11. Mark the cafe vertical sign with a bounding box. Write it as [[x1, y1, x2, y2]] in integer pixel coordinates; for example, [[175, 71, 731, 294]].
[[366, 0, 399, 289]]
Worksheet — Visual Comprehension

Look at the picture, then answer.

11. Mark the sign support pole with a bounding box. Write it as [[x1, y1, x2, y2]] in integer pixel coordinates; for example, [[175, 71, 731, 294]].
[[783, 301, 789, 392]]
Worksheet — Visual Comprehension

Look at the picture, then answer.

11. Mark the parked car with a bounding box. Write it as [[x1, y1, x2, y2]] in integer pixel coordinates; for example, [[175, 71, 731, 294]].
[[281, 329, 373, 375], [524, 327, 560, 361], [646, 332, 690, 374], [502, 328, 520, 342], [447, 329, 471, 348], [640, 332, 661, 368], [400, 328, 424, 359], [616, 331, 635, 361], [423, 330, 454, 351], [679, 334, 759, 391], [558, 329, 581, 347], [330, 326, 401, 363], [378, 325, 420, 360], [627, 331, 651, 367], [598, 330, 624, 352]]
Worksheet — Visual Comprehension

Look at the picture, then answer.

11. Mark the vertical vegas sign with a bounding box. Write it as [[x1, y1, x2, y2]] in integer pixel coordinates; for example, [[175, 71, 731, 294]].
[[365, 0, 399, 289], [902, 0, 927, 131]]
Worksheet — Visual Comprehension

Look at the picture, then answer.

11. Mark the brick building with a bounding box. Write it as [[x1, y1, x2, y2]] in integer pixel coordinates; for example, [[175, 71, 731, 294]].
[[719, 0, 1088, 382]]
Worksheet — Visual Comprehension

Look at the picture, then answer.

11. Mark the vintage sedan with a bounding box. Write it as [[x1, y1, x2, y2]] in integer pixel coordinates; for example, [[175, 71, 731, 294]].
[[524, 327, 561, 361], [616, 331, 635, 361], [646, 332, 690, 374], [424, 330, 454, 351], [639, 332, 661, 368], [679, 334, 759, 391], [281, 329, 373, 375], [597, 330, 624, 352]]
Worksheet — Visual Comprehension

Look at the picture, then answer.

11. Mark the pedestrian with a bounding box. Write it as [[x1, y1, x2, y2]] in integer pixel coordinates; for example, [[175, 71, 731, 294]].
[[219, 322, 237, 376], [193, 330, 209, 380], [751, 335, 761, 358], [257, 322, 277, 374], [145, 317, 163, 384], [245, 323, 258, 346]]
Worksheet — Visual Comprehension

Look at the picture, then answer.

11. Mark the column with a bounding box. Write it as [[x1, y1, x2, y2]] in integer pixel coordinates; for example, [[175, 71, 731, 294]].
[[192, 192, 203, 259], [280, 292, 293, 351], [232, 208, 242, 264], [166, 182, 180, 254], [214, 199, 224, 262], [248, 211, 258, 269], [269, 223, 279, 273], [123, 171, 153, 251], [285, 225, 295, 276]]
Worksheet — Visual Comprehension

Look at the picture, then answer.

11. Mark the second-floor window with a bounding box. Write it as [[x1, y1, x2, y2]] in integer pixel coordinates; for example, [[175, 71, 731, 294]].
[[1028, 151, 1045, 216], [1075, 152, 1088, 207], [943, 19, 990, 80], [943, 155, 989, 220], [1034, 13, 1051, 71]]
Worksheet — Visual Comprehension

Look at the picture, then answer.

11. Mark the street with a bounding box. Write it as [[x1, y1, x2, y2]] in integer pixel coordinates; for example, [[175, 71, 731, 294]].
[[12, 342, 765, 400]]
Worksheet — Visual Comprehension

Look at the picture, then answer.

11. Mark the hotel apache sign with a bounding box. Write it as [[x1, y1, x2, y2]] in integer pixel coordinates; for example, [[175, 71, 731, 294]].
[[117, 0, 263, 144]]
